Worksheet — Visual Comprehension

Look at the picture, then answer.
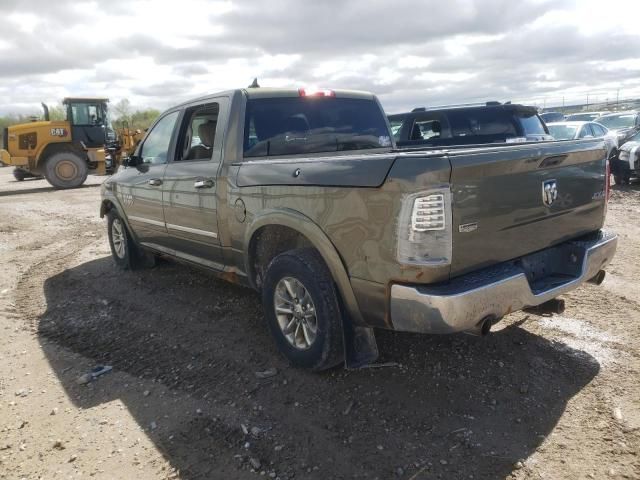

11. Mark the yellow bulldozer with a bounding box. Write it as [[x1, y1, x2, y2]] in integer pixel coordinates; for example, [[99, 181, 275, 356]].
[[0, 98, 142, 188]]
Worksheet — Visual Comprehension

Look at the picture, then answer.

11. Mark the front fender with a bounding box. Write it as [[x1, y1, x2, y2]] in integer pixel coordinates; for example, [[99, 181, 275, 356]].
[[99, 190, 139, 244], [244, 208, 364, 325]]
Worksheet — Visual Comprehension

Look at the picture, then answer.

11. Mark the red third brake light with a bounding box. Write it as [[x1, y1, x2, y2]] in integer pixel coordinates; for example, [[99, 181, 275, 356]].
[[298, 88, 335, 97]]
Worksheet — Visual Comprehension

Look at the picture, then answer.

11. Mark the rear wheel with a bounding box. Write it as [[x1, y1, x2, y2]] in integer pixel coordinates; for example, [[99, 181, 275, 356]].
[[614, 174, 630, 185], [13, 168, 26, 181], [44, 151, 88, 189], [262, 248, 344, 371]]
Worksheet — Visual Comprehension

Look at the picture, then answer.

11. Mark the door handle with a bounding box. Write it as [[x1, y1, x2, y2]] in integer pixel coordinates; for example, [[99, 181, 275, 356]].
[[194, 178, 214, 189], [148, 178, 162, 186]]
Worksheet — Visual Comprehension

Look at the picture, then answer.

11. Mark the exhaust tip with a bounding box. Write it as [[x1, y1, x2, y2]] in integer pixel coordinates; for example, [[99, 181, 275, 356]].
[[480, 317, 493, 336], [588, 270, 606, 285]]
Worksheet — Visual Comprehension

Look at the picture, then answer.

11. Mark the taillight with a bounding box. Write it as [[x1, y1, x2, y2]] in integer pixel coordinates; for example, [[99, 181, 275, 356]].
[[411, 194, 446, 231], [298, 88, 335, 97], [397, 188, 452, 265], [605, 158, 611, 201]]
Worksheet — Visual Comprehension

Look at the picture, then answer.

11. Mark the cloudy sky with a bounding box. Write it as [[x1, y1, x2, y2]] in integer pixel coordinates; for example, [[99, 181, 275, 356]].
[[1, 0, 639, 116]]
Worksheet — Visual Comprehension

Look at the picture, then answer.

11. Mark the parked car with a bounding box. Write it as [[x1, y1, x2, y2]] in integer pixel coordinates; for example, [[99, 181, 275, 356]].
[[540, 111, 565, 123], [565, 111, 609, 122], [612, 130, 640, 184], [100, 87, 616, 371], [388, 102, 553, 148], [597, 111, 640, 147], [546, 121, 618, 158]]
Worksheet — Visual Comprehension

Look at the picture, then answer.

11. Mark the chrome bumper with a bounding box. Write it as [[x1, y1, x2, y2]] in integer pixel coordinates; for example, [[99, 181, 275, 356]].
[[389, 230, 617, 334]]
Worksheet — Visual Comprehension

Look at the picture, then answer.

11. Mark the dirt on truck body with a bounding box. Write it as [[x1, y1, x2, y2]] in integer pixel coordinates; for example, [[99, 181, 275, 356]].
[[100, 86, 616, 372]]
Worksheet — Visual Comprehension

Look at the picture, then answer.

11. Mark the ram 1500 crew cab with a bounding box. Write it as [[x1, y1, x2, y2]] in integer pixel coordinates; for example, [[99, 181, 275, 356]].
[[100, 87, 617, 370]]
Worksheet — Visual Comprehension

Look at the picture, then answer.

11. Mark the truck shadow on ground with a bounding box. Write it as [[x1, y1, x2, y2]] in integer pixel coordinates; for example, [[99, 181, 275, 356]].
[[611, 182, 640, 192], [0, 183, 100, 197], [36, 256, 600, 480]]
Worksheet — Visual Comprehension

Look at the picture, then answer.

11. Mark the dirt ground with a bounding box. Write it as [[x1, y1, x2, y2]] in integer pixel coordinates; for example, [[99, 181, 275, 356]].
[[0, 166, 639, 480]]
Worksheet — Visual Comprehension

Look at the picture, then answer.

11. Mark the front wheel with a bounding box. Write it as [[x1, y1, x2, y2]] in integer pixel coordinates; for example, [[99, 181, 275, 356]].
[[107, 211, 142, 270], [44, 151, 88, 189], [262, 248, 344, 371]]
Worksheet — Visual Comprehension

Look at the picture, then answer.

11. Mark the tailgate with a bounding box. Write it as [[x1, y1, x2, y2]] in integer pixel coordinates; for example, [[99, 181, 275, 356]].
[[449, 139, 607, 277]]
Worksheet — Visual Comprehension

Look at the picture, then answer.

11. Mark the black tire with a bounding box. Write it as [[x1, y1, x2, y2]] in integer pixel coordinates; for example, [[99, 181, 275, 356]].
[[43, 151, 88, 189], [262, 248, 344, 371], [613, 174, 630, 185], [13, 168, 26, 181], [107, 210, 142, 270]]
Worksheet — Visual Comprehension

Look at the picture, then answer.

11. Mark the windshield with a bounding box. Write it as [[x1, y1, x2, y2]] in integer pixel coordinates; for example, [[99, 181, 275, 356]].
[[598, 114, 636, 129], [104, 105, 116, 142], [244, 97, 391, 157], [547, 124, 578, 140], [628, 131, 640, 142], [566, 113, 599, 121], [388, 117, 403, 141]]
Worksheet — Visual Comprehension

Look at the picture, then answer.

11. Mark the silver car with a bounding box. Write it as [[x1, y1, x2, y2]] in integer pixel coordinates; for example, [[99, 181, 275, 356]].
[[547, 121, 618, 159]]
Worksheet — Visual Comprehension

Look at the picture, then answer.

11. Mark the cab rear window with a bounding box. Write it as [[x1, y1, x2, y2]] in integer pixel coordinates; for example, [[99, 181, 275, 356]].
[[243, 97, 391, 158], [518, 113, 547, 135]]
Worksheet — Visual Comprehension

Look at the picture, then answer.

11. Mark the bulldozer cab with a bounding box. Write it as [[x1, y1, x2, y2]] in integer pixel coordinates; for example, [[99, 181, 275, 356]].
[[63, 98, 115, 148]]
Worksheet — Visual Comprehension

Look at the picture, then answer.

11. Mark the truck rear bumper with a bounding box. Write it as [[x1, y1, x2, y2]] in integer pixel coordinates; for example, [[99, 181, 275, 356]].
[[389, 230, 617, 334]]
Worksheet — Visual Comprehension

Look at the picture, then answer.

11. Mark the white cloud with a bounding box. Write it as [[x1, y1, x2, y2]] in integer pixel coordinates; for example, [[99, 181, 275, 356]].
[[0, 0, 638, 115]]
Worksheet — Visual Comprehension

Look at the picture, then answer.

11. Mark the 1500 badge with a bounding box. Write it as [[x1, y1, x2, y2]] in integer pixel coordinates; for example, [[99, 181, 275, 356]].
[[50, 128, 68, 137]]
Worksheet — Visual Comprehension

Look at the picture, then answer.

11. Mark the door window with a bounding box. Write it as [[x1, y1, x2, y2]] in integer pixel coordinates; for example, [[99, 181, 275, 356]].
[[70, 103, 106, 125], [414, 119, 442, 140], [175, 103, 220, 161], [591, 124, 606, 136], [578, 124, 594, 138], [139, 111, 180, 165]]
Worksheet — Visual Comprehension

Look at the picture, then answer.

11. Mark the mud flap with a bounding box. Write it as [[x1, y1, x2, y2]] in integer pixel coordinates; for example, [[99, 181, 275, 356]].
[[342, 315, 379, 369]]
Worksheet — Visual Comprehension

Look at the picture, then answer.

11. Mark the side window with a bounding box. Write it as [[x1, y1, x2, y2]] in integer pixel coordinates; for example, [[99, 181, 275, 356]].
[[139, 111, 180, 165], [408, 115, 444, 141], [71, 103, 105, 125], [579, 124, 593, 138], [592, 124, 605, 136], [175, 103, 220, 161], [415, 119, 442, 140]]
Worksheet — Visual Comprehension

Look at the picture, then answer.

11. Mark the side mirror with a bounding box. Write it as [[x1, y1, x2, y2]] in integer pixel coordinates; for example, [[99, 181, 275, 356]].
[[124, 155, 142, 167]]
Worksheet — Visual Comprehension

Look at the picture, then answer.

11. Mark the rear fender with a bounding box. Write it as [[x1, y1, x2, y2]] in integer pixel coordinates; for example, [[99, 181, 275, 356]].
[[245, 209, 364, 324], [244, 208, 379, 367]]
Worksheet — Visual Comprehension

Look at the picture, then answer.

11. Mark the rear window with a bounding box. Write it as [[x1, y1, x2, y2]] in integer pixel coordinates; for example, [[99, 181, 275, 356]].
[[446, 109, 517, 138], [518, 113, 547, 135], [244, 97, 391, 158]]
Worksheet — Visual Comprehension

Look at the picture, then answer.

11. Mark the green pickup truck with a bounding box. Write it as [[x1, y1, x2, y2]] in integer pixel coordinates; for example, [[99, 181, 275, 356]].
[[100, 87, 617, 370]]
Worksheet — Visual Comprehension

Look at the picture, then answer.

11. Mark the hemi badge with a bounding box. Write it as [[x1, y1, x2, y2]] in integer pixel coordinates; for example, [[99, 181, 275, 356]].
[[459, 222, 478, 233]]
